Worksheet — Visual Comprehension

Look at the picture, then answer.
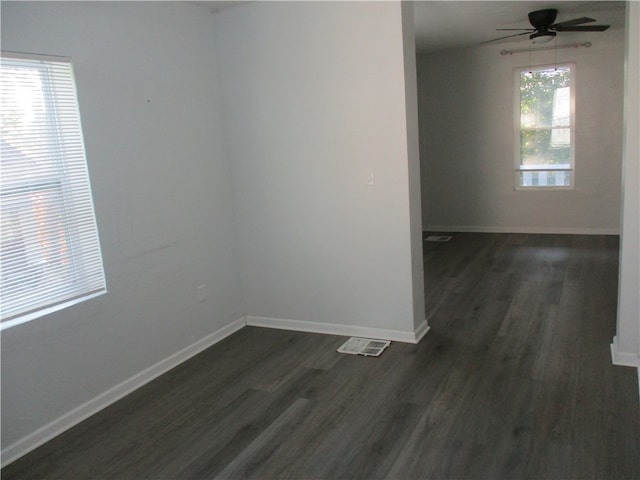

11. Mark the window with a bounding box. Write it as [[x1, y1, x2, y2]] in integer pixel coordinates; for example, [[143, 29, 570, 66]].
[[1, 52, 106, 328], [515, 63, 575, 189]]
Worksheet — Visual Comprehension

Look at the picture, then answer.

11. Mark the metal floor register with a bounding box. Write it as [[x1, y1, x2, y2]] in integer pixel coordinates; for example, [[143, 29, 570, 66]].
[[337, 337, 391, 357]]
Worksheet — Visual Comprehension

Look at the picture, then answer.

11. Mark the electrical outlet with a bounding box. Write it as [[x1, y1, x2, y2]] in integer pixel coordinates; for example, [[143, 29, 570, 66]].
[[197, 284, 207, 302]]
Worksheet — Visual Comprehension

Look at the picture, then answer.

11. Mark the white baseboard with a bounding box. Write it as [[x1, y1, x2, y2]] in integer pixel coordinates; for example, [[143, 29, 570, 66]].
[[0, 317, 246, 467], [414, 320, 431, 343], [424, 225, 620, 235], [2, 315, 431, 466], [610, 337, 640, 402], [610, 336, 640, 367], [246, 315, 429, 344]]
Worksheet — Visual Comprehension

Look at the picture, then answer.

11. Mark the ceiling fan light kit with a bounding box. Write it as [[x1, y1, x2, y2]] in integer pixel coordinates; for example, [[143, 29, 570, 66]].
[[530, 31, 556, 44], [481, 8, 610, 46]]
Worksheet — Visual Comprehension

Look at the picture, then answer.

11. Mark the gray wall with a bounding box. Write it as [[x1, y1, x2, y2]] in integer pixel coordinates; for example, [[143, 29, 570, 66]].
[[214, 2, 425, 335], [1, 0, 425, 457], [613, 2, 640, 367], [417, 7, 626, 234], [401, 3, 427, 333], [1, 1, 244, 451]]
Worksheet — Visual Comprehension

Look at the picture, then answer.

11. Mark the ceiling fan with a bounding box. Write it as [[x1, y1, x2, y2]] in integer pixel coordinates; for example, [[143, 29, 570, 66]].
[[481, 9, 610, 45]]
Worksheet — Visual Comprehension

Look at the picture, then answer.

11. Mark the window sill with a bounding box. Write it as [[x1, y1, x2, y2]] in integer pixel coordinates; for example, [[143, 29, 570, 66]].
[[0, 289, 107, 331]]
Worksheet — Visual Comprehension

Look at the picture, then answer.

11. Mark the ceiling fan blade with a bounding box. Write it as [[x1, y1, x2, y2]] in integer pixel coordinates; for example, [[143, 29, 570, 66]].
[[480, 31, 533, 45], [553, 25, 610, 32], [496, 28, 535, 31], [550, 17, 596, 28]]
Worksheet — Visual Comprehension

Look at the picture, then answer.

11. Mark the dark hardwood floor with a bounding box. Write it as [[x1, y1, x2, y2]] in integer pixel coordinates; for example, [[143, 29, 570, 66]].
[[3, 233, 639, 479]]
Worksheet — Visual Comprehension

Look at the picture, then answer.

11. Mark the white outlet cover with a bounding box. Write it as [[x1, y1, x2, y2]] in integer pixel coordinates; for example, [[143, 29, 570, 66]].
[[197, 285, 207, 302]]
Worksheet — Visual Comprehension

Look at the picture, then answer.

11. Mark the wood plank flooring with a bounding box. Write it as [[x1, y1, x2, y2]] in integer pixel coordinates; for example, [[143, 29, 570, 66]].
[[3, 233, 639, 479]]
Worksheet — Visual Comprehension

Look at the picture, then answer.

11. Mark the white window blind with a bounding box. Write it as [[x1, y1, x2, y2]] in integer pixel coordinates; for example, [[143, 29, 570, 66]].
[[1, 52, 106, 328]]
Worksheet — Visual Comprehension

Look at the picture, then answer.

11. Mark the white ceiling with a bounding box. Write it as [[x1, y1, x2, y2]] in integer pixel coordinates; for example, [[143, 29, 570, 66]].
[[413, 1, 626, 53], [199, 1, 626, 54], [199, 1, 247, 13]]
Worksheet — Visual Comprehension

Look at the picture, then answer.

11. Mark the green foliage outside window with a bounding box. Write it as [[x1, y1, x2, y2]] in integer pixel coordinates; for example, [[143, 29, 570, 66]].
[[520, 67, 571, 167]]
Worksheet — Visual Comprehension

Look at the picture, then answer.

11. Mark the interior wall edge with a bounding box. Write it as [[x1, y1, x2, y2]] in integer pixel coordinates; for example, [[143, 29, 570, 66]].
[[610, 336, 640, 368]]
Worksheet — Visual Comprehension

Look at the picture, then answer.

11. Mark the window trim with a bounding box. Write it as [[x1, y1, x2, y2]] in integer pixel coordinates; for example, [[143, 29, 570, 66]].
[[1, 51, 106, 330], [514, 62, 576, 191]]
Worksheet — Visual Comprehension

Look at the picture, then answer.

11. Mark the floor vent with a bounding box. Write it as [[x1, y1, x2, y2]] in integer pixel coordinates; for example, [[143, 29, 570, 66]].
[[337, 337, 390, 357], [425, 235, 452, 242]]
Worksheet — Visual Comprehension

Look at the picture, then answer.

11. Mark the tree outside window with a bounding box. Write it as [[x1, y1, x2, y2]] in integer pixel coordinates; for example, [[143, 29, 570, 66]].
[[516, 63, 574, 189]]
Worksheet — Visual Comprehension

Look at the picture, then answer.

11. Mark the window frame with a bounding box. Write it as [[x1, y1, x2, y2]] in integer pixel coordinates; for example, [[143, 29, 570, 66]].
[[514, 62, 576, 191], [1, 51, 106, 329]]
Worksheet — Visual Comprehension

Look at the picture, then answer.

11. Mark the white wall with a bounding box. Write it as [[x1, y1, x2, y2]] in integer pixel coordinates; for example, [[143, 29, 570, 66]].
[[0, 0, 636, 468], [417, 7, 626, 234], [215, 2, 426, 340], [1, 0, 427, 463], [612, 1, 640, 368], [401, 2, 427, 333], [1, 1, 244, 457]]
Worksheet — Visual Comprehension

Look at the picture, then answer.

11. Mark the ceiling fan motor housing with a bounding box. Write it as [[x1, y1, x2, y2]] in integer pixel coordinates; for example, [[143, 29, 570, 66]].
[[528, 9, 558, 29], [481, 8, 609, 46]]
